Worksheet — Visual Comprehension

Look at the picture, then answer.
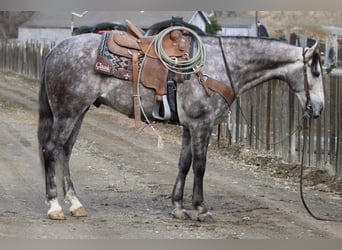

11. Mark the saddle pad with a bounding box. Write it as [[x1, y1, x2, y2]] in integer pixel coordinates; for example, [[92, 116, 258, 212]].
[[95, 32, 169, 96], [95, 32, 137, 80]]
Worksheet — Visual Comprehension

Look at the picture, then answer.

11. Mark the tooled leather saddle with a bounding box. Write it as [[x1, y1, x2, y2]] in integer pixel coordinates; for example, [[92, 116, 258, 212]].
[[95, 19, 191, 126]]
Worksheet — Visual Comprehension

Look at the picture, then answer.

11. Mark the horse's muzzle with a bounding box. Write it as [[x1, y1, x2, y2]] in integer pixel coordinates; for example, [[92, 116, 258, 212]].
[[311, 102, 324, 119]]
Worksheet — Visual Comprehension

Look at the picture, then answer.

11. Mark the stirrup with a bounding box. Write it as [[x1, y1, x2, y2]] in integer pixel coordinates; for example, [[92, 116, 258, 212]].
[[152, 95, 171, 121]]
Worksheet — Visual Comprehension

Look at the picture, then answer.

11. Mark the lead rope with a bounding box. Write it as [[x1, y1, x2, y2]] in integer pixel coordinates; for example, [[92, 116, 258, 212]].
[[300, 116, 342, 222], [219, 39, 341, 221], [300, 48, 341, 222]]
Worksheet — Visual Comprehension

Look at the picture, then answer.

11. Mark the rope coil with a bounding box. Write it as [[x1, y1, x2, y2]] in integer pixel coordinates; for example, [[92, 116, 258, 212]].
[[154, 26, 206, 74]]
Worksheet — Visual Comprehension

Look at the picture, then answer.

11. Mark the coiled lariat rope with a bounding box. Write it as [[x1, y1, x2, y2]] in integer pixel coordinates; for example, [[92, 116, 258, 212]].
[[154, 26, 206, 74], [136, 26, 206, 149]]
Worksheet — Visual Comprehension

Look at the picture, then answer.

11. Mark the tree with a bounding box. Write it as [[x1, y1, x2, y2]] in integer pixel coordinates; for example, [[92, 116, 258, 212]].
[[0, 11, 34, 39], [205, 18, 222, 35]]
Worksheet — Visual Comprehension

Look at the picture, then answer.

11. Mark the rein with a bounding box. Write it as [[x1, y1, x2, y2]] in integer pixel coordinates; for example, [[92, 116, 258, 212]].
[[218, 37, 236, 95], [217, 37, 302, 146]]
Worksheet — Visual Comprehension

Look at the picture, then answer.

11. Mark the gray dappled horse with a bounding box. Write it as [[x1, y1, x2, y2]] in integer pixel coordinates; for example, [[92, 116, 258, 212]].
[[38, 34, 324, 220]]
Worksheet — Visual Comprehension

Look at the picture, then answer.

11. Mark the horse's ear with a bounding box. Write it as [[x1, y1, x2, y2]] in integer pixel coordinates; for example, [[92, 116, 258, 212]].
[[304, 41, 319, 61]]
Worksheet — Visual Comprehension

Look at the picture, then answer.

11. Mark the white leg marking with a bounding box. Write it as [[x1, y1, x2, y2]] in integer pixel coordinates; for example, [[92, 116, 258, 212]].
[[48, 198, 62, 214], [65, 192, 83, 212]]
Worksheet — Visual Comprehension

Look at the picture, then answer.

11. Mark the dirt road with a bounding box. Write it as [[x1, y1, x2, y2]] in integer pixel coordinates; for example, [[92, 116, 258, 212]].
[[0, 72, 342, 239]]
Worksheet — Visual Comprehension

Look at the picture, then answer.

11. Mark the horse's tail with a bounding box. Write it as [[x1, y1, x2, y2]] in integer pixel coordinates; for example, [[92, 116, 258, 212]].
[[37, 51, 53, 178]]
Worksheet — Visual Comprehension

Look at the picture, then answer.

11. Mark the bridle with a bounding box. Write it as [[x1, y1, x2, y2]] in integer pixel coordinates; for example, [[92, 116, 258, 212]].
[[300, 48, 341, 222], [302, 47, 313, 119], [219, 38, 340, 221]]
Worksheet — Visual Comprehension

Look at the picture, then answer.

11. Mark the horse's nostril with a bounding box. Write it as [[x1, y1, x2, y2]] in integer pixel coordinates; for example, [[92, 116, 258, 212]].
[[312, 104, 324, 119]]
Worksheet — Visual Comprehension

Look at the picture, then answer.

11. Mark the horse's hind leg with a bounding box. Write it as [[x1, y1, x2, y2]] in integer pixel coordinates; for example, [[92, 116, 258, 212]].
[[42, 113, 87, 219], [41, 123, 67, 220], [62, 112, 87, 217]]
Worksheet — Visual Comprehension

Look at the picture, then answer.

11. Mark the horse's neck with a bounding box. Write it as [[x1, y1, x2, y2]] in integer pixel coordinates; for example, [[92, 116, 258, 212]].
[[203, 37, 302, 95], [232, 39, 302, 94]]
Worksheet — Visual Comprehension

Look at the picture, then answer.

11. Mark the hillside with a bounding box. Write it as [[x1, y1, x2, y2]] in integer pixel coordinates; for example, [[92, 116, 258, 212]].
[[215, 11, 342, 39]]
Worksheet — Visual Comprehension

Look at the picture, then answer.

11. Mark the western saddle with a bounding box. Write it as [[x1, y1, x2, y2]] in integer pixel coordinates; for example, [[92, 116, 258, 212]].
[[95, 19, 236, 127], [95, 19, 191, 126]]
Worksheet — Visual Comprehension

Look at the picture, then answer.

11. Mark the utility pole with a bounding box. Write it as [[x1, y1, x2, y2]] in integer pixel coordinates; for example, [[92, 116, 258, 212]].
[[255, 11, 259, 37], [70, 11, 88, 34]]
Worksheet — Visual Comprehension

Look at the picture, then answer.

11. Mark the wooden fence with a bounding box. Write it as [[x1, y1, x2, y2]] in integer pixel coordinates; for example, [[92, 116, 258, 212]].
[[0, 40, 53, 80], [0, 39, 341, 175], [217, 76, 342, 176]]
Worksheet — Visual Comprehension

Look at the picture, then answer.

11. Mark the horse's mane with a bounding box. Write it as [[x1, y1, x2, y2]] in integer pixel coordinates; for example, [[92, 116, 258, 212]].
[[201, 34, 283, 43]]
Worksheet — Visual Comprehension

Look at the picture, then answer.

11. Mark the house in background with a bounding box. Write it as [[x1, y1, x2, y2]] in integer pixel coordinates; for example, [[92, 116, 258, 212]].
[[215, 15, 257, 36], [320, 26, 342, 72], [17, 11, 210, 44], [286, 26, 342, 73]]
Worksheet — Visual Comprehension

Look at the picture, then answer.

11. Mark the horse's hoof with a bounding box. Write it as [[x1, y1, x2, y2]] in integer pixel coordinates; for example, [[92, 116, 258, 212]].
[[70, 206, 87, 217], [171, 208, 192, 220], [48, 210, 66, 220], [197, 212, 215, 222]]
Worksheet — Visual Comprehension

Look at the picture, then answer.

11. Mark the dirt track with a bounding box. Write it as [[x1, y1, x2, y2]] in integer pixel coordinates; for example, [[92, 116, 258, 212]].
[[0, 72, 342, 239]]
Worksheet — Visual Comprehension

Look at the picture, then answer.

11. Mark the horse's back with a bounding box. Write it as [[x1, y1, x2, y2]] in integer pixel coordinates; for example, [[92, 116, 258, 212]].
[[45, 33, 102, 83], [48, 33, 101, 64]]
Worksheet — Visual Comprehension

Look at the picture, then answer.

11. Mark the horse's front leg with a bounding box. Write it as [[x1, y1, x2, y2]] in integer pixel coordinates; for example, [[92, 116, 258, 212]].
[[171, 126, 214, 221], [171, 127, 192, 219], [191, 126, 214, 222]]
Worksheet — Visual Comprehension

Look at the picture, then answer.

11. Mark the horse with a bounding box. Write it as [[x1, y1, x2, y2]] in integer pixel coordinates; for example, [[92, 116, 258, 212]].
[[37, 33, 324, 220]]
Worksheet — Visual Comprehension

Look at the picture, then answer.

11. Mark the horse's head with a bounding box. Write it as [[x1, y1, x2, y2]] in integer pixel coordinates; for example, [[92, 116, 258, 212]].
[[290, 41, 325, 119]]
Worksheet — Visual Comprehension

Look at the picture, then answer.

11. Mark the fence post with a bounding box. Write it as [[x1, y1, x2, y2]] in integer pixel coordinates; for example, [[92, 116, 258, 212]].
[[235, 97, 240, 144], [288, 88, 296, 162], [329, 76, 337, 169], [266, 82, 272, 151], [336, 75, 342, 175]]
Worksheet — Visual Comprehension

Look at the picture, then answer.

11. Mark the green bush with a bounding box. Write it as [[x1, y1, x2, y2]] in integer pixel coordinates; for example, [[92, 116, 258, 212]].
[[205, 18, 222, 35]]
